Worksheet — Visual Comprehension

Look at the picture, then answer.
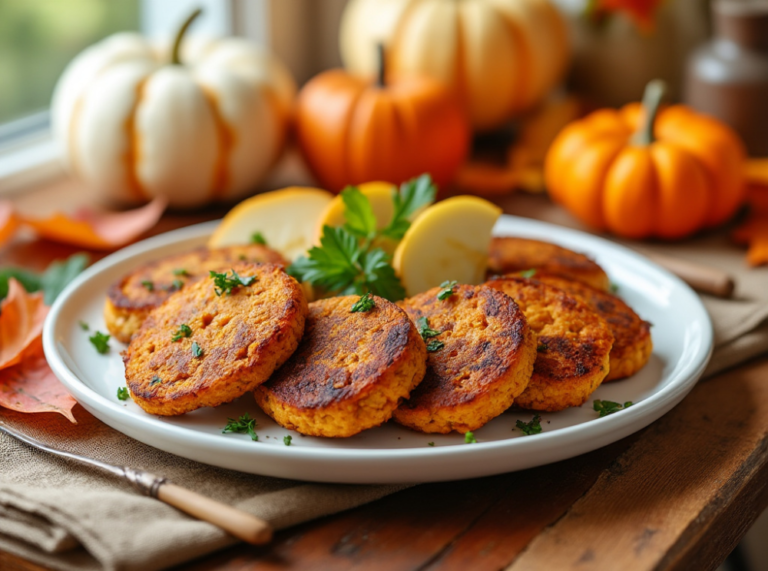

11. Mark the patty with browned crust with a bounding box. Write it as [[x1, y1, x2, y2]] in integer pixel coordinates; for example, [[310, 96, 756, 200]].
[[394, 284, 537, 434], [523, 272, 652, 381], [123, 262, 306, 416], [105, 244, 287, 343], [485, 276, 613, 412], [255, 295, 427, 438], [488, 237, 610, 291]]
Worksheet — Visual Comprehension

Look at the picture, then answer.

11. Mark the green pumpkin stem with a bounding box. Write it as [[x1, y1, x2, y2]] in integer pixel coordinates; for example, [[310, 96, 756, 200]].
[[376, 43, 386, 88], [171, 9, 203, 65], [631, 79, 667, 146]]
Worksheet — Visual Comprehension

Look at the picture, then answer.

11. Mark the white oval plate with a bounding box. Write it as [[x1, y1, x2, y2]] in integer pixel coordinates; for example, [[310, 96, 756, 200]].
[[43, 216, 712, 484]]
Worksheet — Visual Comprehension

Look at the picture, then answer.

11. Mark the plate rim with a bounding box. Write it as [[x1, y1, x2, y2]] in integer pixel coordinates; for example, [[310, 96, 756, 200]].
[[42, 216, 714, 478]]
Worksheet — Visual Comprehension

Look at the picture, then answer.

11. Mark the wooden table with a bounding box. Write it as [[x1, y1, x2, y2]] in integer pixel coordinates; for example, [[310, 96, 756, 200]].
[[2, 180, 768, 571]]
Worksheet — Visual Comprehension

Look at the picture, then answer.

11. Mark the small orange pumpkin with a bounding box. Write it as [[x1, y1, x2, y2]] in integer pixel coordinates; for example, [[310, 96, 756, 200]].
[[296, 46, 469, 192], [545, 80, 746, 239]]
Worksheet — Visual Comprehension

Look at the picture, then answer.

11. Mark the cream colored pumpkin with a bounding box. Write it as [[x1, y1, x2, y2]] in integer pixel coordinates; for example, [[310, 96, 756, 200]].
[[340, 0, 570, 131], [52, 27, 295, 208]]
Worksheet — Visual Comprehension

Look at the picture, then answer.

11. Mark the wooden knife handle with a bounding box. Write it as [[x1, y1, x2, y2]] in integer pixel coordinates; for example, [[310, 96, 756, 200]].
[[644, 252, 735, 298], [157, 482, 272, 545]]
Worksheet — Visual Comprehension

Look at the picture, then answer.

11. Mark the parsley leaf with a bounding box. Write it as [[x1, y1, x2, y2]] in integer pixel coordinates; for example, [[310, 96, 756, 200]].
[[210, 269, 257, 296], [359, 247, 405, 301], [537, 343, 548, 352], [381, 174, 437, 240], [141, 280, 154, 291], [89, 331, 110, 354], [428, 442, 435, 447], [172, 324, 192, 342], [351, 292, 375, 313], [79, 320, 89, 331], [519, 269, 537, 278], [173, 268, 189, 277], [610, 283, 619, 293], [116, 387, 129, 401], [283, 435, 292, 446], [417, 317, 440, 339], [437, 280, 457, 300], [251, 232, 267, 245], [593, 399, 633, 417], [192, 341, 203, 358], [222, 413, 259, 441], [426, 340, 445, 352], [341, 186, 378, 239], [464, 431, 477, 444], [516, 415, 542, 435]]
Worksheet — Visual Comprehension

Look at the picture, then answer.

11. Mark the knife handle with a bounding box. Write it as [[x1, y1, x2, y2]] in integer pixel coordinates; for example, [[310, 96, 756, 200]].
[[157, 482, 273, 545]]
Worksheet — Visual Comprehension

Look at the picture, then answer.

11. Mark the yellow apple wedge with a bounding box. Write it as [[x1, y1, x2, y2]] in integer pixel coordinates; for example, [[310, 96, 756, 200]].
[[393, 196, 502, 297], [208, 187, 333, 261]]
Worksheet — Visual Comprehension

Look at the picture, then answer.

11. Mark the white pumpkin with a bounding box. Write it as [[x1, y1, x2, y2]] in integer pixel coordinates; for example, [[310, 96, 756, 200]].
[[340, 0, 570, 131], [52, 13, 296, 208]]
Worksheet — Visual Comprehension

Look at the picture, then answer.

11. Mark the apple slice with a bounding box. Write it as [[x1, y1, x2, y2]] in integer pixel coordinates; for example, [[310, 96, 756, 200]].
[[393, 196, 501, 297], [208, 187, 333, 261]]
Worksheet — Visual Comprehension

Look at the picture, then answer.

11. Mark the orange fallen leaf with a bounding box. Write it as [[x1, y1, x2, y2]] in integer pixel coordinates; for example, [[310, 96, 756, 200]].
[[19, 196, 167, 250], [0, 279, 48, 370], [0, 345, 77, 423], [0, 200, 18, 247]]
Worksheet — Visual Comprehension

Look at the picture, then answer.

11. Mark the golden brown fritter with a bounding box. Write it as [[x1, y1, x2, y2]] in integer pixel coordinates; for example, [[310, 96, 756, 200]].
[[523, 272, 652, 381], [393, 284, 537, 434], [123, 262, 307, 416], [488, 237, 610, 291], [105, 244, 287, 343], [254, 295, 427, 438], [485, 277, 613, 412]]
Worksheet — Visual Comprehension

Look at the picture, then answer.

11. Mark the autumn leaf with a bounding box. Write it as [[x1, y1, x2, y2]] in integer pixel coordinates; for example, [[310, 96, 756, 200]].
[[0, 279, 48, 370], [19, 196, 167, 250], [0, 200, 18, 247], [0, 347, 77, 423]]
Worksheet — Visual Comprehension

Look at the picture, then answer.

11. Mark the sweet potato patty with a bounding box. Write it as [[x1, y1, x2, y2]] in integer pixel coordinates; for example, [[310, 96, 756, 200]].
[[105, 244, 287, 343], [123, 262, 306, 416], [485, 277, 613, 412], [254, 295, 427, 438], [525, 272, 652, 381], [488, 237, 610, 291], [393, 284, 537, 434]]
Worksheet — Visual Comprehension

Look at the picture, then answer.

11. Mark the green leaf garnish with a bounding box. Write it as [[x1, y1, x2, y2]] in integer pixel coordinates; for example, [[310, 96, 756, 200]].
[[426, 340, 445, 352], [283, 435, 292, 446], [416, 317, 440, 339], [428, 442, 435, 447], [192, 341, 203, 358], [593, 399, 633, 417], [141, 280, 154, 291], [537, 343, 548, 352], [464, 431, 477, 444], [610, 283, 619, 293], [116, 387, 129, 401], [168, 279, 184, 291], [251, 232, 267, 245], [172, 324, 192, 342], [519, 269, 537, 278], [89, 331, 110, 354], [209, 269, 257, 296], [351, 292, 375, 313], [173, 268, 189, 277], [222, 413, 259, 441], [79, 321, 89, 331], [150, 375, 162, 386], [1, 253, 89, 304], [437, 280, 457, 300], [516, 415, 542, 435], [341, 186, 378, 239], [380, 174, 437, 240]]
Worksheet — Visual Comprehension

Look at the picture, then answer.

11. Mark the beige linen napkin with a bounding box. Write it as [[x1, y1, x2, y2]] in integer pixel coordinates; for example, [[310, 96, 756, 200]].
[[2, 197, 767, 571]]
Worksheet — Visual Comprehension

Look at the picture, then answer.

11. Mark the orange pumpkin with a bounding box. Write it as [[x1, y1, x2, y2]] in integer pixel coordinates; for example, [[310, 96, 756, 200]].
[[295, 47, 469, 192], [545, 80, 746, 239]]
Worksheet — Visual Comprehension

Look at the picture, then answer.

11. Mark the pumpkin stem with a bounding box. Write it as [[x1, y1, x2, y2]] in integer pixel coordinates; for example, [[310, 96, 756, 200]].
[[376, 43, 386, 88], [171, 8, 203, 65], [631, 79, 667, 146]]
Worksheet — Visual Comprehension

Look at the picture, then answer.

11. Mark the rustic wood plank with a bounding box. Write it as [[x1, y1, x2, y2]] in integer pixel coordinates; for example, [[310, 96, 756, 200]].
[[506, 358, 768, 571]]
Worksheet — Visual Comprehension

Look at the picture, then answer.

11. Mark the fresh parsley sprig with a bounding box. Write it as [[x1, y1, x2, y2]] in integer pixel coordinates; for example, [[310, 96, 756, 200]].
[[210, 269, 257, 296], [222, 413, 259, 441], [382, 174, 437, 240], [437, 280, 457, 300], [516, 415, 542, 435], [89, 331, 110, 354], [351, 292, 376, 313], [116, 387, 129, 401], [171, 324, 192, 342], [593, 399, 633, 417], [251, 232, 267, 245]]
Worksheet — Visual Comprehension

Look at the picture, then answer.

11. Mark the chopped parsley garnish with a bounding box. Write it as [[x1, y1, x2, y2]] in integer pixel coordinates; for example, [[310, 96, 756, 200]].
[[210, 269, 257, 296], [169, 279, 184, 291], [251, 232, 267, 245], [89, 331, 110, 354], [78, 320, 89, 331], [464, 431, 477, 444], [426, 340, 445, 352], [516, 415, 542, 435], [116, 387, 129, 401], [222, 413, 259, 441], [171, 324, 192, 342], [192, 341, 203, 358], [173, 268, 189, 277], [417, 317, 444, 352], [593, 399, 633, 417], [437, 280, 457, 300], [519, 269, 537, 278], [537, 343, 548, 352], [351, 292, 375, 313], [141, 280, 154, 291], [428, 442, 435, 447], [150, 375, 162, 386], [283, 435, 292, 446], [610, 283, 619, 293]]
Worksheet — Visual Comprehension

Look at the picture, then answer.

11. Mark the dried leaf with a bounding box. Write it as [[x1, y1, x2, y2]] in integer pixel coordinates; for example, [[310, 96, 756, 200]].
[[0, 279, 48, 371], [0, 200, 18, 247], [19, 197, 167, 250], [0, 346, 77, 423]]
